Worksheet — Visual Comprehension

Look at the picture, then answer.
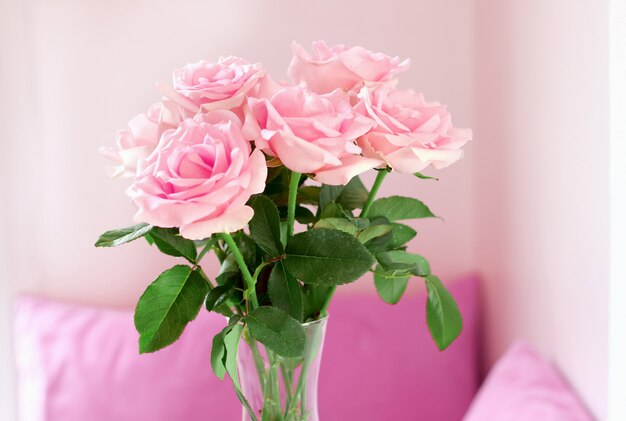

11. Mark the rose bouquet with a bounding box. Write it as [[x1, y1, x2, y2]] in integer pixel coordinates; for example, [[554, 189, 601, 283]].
[[96, 41, 472, 421]]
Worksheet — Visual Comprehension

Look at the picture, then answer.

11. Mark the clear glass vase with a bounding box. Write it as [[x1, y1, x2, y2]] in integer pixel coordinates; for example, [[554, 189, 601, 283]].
[[237, 317, 328, 421]]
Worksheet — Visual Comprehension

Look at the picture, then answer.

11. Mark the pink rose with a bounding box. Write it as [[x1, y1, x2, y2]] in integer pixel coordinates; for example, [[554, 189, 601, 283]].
[[101, 99, 189, 177], [172, 56, 266, 112], [287, 41, 409, 94], [243, 86, 381, 185], [129, 111, 267, 240], [356, 87, 472, 174]]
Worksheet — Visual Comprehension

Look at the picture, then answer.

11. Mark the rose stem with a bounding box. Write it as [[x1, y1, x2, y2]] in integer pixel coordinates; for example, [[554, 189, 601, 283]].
[[221, 233, 259, 309], [287, 171, 301, 240], [360, 169, 389, 218]]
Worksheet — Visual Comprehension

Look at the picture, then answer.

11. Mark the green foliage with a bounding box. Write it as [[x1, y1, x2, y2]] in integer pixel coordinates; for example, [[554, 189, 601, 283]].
[[301, 284, 334, 321], [357, 224, 393, 244], [210, 316, 256, 420], [223, 323, 244, 386], [318, 176, 368, 211], [388, 223, 417, 248], [245, 306, 306, 358], [298, 186, 321, 205], [278, 205, 316, 224], [318, 202, 346, 219], [144, 232, 155, 245], [95, 223, 151, 247], [335, 176, 369, 210], [424, 276, 463, 350], [374, 269, 410, 304], [361, 217, 394, 253], [210, 315, 241, 380], [249, 195, 284, 257], [263, 166, 292, 206], [268, 261, 304, 321], [367, 196, 436, 221], [319, 185, 344, 210], [149, 227, 198, 262], [205, 285, 235, 312], [229, 232, 263, 273], [294, 206, 316, 224], [377, 250, 431, 276], [314, 218, 358, 235], [284, 228, 375, 285], [134, 265, 208, 354], [414, 172, 439, 181]]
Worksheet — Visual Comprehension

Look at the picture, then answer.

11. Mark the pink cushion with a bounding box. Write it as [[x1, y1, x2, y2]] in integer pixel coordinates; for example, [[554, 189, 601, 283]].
[[14, 275, 479, 421], [464, 341, 594, 421], [321, 276, 479, 421]]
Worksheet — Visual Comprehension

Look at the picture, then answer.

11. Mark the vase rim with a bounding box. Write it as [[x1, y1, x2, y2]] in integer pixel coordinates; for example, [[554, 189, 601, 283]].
[[302, 314, 329, 327], [225, 313, 329, 326]]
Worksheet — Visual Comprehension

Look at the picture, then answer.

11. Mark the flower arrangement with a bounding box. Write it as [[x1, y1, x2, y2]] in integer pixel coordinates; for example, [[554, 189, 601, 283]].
[[96, 40, 472, 421]]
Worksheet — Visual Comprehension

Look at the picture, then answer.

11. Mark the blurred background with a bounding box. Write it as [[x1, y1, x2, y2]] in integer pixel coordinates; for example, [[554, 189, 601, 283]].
[[0, 0, 621, 420]]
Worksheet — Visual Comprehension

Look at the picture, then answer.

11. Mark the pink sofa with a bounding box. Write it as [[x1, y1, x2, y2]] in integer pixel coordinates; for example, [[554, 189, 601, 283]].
[[14, 276, 480, 421], [12, 273, 596, 420]]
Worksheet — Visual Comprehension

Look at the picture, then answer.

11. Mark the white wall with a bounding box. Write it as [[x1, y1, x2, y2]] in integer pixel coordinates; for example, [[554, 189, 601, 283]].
[[609, 0, 626, 419], [473, 1, 610, 419], [1, 1, 26, 419]]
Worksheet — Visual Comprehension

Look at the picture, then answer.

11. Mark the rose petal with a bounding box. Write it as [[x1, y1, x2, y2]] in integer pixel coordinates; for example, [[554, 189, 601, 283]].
[[180, 205, 254, 239], [314, 155, 383, 185], [269, 131, 341, 173]]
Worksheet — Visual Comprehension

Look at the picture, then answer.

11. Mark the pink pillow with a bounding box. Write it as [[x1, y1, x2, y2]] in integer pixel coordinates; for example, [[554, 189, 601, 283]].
[[463, 341, 594, 421], [13, 295, 240, 421], [14, 276, 479, 421], [321, 275, 480, 421]]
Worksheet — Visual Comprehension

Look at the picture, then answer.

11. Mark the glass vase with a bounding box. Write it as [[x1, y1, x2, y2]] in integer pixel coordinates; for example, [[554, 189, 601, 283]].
[[237, 317, 328, 421]]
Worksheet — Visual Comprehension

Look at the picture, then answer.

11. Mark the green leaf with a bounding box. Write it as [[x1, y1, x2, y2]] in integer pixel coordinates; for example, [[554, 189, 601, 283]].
[[319, 202, 345, 219], [352, 217, 371, 230], [278, 205, 316, 224], [295, 206, 316, 224], [268, 261, 304, 321], [314, 218, 358, 235], [302, 284, 334, 321], [299, 186, 321, 205], [414, 172, 439, 181], [362, 217, 393, 253], [377, 250, 431, 276], [263, 166, 291, 206], [245, 306, 306, 358], [424, 276, 463, 350], [225, 233, 262, 273], [223, 323, 244, 387], [210, 315, 242, 381], [319, 185, 344, 209], [211, 272, 242, 316], [210, 332, 226, 380], [374, 269, 410, 304], [249, 195, 284, 257], [234, 386, 258, 421], [205, 285, 234, 312], [358, 224, 393, 244], [145, 232, 155, 245], [388, 223, 417, 248], [95, 223, 152, 247], [284, 228, 375, 285], [134, 265, 208, 353], [149, 227, 198, 262], [336, 176, 369, 210], [213, 318, 258, 421], [367, 196, 436, 221]]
